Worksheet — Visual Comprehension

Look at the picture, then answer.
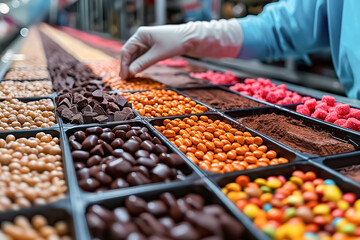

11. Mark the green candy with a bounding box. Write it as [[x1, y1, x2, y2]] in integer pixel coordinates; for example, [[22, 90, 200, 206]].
[[284, 207, 297, 220], [263, 225, 276, 238], [261, 185, 272, 193], [340, 223, 356, 234]]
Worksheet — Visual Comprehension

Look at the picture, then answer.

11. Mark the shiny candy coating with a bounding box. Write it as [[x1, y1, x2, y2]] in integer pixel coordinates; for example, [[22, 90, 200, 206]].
[[122, 90, 208, 118], [222, 171, 360, 239], [69, 124, 189, 192], [86, 192, 244, 239], [155, 115, 288, 173]]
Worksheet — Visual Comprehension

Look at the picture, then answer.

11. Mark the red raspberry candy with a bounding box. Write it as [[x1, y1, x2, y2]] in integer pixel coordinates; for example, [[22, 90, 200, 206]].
[[343, 118, 360, 131], [315, 102, 329, 112], [312, 109, 328, 120], [321, 95, 335, 106], [324, 112, 339, 123], [350, 108, 360, 120], [304, 99, 317, 112], [335, 104, 350, 115], [334, 119, 347, 126], [296, 105, 311, 116]]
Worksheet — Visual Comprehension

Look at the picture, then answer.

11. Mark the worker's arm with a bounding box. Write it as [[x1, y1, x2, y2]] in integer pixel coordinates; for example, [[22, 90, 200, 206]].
[[238, 0, 329, 60], [120, 19, 243, 79]]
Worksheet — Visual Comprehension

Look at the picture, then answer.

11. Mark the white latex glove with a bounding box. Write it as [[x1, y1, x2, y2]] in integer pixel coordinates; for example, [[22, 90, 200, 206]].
[[120, 19, 243, 79]]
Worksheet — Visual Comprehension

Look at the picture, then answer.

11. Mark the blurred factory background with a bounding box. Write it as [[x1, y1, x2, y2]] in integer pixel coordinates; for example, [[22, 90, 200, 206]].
[[0, 0, 342, 95]]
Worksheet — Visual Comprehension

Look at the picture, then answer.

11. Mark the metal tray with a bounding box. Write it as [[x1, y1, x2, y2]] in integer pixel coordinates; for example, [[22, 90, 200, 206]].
[[0, 128, 73, 197], [62, 120, 203, 199], [225, 107, 360, 159], [80, 180, 259, 240], [284, 104, 360, 135], [148, 112, 303, 176], [311, 154, 360, 188], [0, 198, 76, 239], [0, 96, 60, 132], [210, 161, 360, 240], [125, 88, 218, 120], [177, 85, 275, 113]]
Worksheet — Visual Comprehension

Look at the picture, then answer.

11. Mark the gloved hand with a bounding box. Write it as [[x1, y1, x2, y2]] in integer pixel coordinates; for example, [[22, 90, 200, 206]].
[[120, 19, 243, 79]]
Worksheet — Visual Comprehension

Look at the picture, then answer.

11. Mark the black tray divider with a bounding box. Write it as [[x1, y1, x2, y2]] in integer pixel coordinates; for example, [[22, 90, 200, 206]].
[[63, 119, 204, 200], [148, 112, 304, 177], [222, 107, 360, 159], [208, 161, 360, 240], [83, 180, 259, 240]]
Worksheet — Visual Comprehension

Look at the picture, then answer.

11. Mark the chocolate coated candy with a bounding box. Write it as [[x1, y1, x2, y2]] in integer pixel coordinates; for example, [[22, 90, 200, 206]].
[[87, 213, 106, 239], [219, 214, 244, 239], [113, 124, 131, 131], [137, 157, 157, 168], [123, 139, 140, 153], [111, 138, 124, 148], [185, 194, 204, 210], [94, 171, 112, 185], [110, 178, 129, 189], [70, 140, 82, 150], [74, 130, 86, 142], [86, 126, 103, 135], [127, 232, 147, 240], [127, 172, 151, 186], [110, 222, 139, 240], [87, 155, 102, 167], [79, 178, 100, 191], [170, 222, 199, 240], [154, 144, 168, 154], [106, 158, 132, 177], [82, 135, 98, 149], [77, 168, 90, 179], [100, 132, 115, 142], [147, 200, 168, 216], [135, 150, 150, 158], [89, 205, 116, 225], [114, 207, 131, 222], [152, 164, 171, 181], [125, 195, 148, 215], [140, 140, 155, 152], [185, 210, 223, 237], [72, 150, 89, 161], [90, 144, 105, 156]]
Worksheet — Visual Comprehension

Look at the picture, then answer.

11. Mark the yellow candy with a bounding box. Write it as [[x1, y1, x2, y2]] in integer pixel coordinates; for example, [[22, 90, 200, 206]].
[[289, 176, 303, 186], [336, 218, 348, 231], [355, 199, 360, 211], [337, 200, 349, 210], [267, 179, 282, 189], [221, 188, 228, 195], [227, 191, 246, 202], [254, 178, 267, 186], [323, 185, 342, 201], [260, 193, 273, 203], [287, 195, 304, 205], [313, 204, 330, 215], [244, 204, 260, 219], [225, 183, 241, 192], [275, 222, 305, 240], [315, 184, 325, 192], [287, 223, 305, 239]]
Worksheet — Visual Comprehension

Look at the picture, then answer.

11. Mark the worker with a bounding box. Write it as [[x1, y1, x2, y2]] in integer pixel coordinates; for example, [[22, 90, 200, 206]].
[[120, 0, 360, 99]]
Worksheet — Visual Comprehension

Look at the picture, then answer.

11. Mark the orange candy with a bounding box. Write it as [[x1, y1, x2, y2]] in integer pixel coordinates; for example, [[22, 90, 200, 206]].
[[155, 115, 288, 173]]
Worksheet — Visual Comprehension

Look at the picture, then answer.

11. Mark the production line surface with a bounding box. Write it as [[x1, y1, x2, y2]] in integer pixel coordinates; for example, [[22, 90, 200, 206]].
[[2, 24, 360, 240]]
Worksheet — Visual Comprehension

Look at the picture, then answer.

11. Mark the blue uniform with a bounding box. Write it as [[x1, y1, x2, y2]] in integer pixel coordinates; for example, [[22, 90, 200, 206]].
[[237, 0, 360, 99]]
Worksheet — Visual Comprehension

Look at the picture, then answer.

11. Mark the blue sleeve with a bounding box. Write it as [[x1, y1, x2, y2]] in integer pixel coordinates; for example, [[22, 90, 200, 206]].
[[238, 0, 330, 61]]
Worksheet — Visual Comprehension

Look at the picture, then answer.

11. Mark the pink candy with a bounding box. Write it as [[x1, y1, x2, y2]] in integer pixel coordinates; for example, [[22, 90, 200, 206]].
[[229, 78, 308, 105], [190, 71, 238, 84], [157, 58, 188, 67], [296, 95, 360, 132]]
